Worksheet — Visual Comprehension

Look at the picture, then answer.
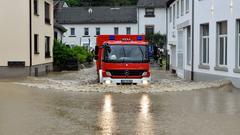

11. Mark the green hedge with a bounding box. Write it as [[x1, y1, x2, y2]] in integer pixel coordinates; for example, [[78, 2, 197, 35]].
[[53, 40, 94, 68]]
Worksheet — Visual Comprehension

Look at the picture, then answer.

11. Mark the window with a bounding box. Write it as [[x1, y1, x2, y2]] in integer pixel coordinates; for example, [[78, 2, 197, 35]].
[[187, 27, 191, 65], [34, 34, 39, 54], [217, 21, 228, 66], [114, 27, 119, 35], [126, 27, 131, 35], [169, 7, 172, 23], [177, 1, 179, 18], [84, 28, 89, 36], [96, 27, 100, 35], [45, 36, 51, 58], [200, 24, 209, 64], [45, 2, 50, 24], [34, 0, 39, 15], [237, 20, 240, 67], [145, 8, 155, 17], [186, 0, 189, 13], [145, 25, 154, 35], [181, 0, 184, 16], [173, 4, 175, 28], [70, 28, 75, 36]]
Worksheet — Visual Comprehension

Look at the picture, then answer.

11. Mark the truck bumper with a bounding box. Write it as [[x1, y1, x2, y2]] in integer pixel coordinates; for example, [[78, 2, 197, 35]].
[[102, 76, 151, 85]]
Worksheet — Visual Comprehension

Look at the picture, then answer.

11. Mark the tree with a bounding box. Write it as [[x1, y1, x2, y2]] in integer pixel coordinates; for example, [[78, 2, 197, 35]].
[[146, 33, 167, 49]]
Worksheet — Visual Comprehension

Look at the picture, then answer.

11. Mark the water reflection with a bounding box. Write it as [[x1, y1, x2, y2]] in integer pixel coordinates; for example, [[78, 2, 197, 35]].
[[136, 94, 154, 135], [99, 94, 116, 135]]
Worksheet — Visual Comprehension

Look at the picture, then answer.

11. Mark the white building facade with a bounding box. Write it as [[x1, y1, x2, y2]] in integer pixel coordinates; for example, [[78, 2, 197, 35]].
[[167, 0, 192, 79], [137, 0, 167, 35], [193, 0, 240, 87], [167, 0, 240, 87]]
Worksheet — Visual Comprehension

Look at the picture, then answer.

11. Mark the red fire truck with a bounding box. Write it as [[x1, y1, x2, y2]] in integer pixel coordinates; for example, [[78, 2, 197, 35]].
[[95, 35, 151, 85]]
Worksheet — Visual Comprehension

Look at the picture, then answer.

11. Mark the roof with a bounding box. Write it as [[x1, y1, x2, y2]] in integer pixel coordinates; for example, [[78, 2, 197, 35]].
[[137, 0, 168, 8], [54, 20, 66, 32], [56, 6, 137, 24]]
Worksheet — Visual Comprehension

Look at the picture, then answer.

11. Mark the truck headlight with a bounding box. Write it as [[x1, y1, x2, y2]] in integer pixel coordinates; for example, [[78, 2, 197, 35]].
[[142, 80, 149, 85], [105, 80, 112, 85]]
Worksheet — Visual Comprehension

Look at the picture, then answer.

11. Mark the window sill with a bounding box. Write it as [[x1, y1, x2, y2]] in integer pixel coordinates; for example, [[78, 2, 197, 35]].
[[45, 56, 52, 59], [69, 35, 76, 37], [233, 68, 240, 73], [198, 64, 210, 70], [83, 35, 90, 37], [34, 13, 40, 16], [34, 52, 40, 55], [214, 66, 228, 72], [144, 15, 155, 18]]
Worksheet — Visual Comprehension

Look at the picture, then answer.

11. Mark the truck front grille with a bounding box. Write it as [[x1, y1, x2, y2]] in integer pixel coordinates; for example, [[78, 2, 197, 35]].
[[109, 70, 145, 76]]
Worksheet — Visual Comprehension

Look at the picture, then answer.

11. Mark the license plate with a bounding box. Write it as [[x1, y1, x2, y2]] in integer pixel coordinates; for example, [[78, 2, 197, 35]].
[[121, 80, 133, 84]]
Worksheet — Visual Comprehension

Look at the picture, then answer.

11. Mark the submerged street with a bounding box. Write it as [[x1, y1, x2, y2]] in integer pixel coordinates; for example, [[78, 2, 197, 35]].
[[0, 66, 240, 135]]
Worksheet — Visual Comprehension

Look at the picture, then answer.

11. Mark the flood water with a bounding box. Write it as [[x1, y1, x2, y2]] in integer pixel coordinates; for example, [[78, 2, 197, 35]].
[[0, 82, 240, 135]]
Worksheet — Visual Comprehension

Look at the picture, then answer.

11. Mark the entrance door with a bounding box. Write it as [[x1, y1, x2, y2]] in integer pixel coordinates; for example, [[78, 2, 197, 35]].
[[177, 30, 184, 78]]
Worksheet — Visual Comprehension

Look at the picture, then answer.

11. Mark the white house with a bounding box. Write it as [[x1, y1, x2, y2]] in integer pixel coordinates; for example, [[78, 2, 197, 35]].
[[137, 0, 167, 35], [56, 0, 168, 48], [167, 0, 192, 80], [56, 6, 138, 49], [167, 0, 240, 87]]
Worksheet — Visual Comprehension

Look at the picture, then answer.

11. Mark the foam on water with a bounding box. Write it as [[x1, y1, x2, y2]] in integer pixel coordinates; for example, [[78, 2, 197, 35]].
[[14, 66, 232, 94]]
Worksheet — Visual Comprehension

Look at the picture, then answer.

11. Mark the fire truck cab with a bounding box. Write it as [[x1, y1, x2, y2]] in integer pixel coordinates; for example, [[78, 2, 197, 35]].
[[95, 35, 151, 85]]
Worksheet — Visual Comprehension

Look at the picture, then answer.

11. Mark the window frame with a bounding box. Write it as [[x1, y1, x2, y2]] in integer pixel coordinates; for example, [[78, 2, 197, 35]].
[[185, 0, 189, 13], [181, 0, 184, 16], [217, 21, 228, 66], [177, 1, 180, 18], [145, 25, 154, 35], [70, 28, 75, 36], [45, 36, 51, 58], [44, 2, 51, 24], [126, 27, 131, 35], [145, 8, 155, 17], [114, 27, 119, 35], [34, 34, 39, 54], [84, 27, 89, 36], [200, 24, 210, 65], [96, 27, 100, 36], [169, 6, 172, 23], [173, 4, 176, 28], [34, 0, 39, 16]]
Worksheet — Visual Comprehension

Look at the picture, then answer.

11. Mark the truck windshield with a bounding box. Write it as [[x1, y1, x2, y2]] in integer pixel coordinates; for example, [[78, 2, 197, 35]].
[[104, 45, 149, 63]]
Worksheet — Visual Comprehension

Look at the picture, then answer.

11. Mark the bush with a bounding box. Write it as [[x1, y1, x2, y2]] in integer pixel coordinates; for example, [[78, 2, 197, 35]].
[[53, 40, 93, 69]]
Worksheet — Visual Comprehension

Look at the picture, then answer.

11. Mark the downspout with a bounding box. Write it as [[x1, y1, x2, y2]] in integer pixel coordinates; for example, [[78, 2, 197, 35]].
[[29, 0, 32, 75], [191, 0, 195, 81]]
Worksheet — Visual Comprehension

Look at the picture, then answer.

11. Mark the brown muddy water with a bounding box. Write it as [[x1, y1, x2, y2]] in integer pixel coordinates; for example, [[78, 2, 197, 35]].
[[0, 82, 240, 135]]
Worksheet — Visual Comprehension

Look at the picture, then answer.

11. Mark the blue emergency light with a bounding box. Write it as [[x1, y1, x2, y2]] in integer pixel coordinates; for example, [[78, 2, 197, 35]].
[[137, 36, 143, 41], [109, 35, 115, 40]]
